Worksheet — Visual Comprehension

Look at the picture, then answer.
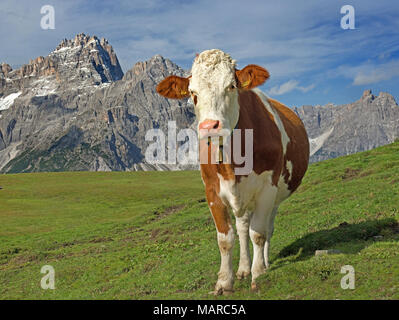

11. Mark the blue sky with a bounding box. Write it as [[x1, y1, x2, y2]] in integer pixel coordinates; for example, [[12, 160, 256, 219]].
[[0, 0, 398, 107]]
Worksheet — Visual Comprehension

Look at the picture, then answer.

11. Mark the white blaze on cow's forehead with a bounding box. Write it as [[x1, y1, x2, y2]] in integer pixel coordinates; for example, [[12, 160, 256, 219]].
[[189, 49, 240, 134], [190, 49, 237, 92]]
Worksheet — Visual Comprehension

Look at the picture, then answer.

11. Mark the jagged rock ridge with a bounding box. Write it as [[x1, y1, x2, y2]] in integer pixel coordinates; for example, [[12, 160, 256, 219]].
[[295, 89, 399, 162]]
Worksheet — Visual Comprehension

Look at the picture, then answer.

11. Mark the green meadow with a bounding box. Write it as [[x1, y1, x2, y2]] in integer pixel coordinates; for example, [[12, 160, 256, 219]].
[[0, 142, 398, 299]]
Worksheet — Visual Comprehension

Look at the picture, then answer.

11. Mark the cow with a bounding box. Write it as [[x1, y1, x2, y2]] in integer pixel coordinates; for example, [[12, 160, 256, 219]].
[[156, 49, 309, 295]]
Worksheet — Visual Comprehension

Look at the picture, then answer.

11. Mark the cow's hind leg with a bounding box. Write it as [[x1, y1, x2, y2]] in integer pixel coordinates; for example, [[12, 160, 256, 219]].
[[236, 211, 251, 279], [264, 206, 278, 269], [249, 186, 277, 290]]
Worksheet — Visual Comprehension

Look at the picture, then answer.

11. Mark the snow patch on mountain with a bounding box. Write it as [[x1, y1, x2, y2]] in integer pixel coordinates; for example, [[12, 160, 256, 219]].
[[0, 91, 22, 111], [309, 127, 334, 156]]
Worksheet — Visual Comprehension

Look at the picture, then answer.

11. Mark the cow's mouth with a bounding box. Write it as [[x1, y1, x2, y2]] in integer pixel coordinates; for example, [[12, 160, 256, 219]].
[[199, 129, 221, 139], [206, 136, 224, 163], [198, 127, 231, 140]]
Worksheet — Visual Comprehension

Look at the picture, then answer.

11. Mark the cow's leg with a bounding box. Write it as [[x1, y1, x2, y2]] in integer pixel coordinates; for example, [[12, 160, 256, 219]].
[[236, 211, 251, 279], [249, 186, 277, 290], [206, 187, 235, 295], [264, 206, 278, 269]]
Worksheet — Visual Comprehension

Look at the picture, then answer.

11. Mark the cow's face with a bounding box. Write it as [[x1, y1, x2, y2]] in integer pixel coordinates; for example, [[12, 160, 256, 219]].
[[157, 49, 269, 139]]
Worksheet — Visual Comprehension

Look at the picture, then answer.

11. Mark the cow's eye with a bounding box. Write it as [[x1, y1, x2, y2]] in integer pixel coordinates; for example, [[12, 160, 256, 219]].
[[229, 84, 236, 90]]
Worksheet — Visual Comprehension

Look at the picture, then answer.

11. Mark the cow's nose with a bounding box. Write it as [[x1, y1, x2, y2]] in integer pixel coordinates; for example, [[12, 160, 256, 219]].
[[199, 119, 220, 130]]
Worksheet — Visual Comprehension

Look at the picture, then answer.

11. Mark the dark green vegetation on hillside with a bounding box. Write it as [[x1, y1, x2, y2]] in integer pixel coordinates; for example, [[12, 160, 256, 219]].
[[0, 142, 398, 299]]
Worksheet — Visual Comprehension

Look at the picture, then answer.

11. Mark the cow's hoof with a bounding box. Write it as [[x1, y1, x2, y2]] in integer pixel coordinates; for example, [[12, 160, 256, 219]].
[[209, 288, 234, 296], [210, 281, 234, 296], [251, 281, 259, 292], [236, 269, 250, 280]]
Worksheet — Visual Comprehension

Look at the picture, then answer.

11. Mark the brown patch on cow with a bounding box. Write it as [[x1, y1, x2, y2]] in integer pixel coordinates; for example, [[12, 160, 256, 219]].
[[200, 139, 234, 235], [200, 164, 233, 235], [235, 65, 270, 89], [156, 75, 190, 99], [268, 98, 309, 193], [235, 90, 284, 185], [218, 238, 234, 253], [252, 233, 266, 246]]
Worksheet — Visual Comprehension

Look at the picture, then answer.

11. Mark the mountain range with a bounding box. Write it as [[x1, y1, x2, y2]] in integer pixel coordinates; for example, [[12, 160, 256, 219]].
[[0, 33, 398, 173], [295, 89, 399, 162]]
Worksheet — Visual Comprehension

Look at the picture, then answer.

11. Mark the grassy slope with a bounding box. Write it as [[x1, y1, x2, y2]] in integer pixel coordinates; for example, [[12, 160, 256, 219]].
[[0, 142, 398, 299]]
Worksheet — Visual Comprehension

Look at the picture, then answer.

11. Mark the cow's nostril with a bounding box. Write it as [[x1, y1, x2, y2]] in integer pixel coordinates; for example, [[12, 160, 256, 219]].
[[199, 119, 220, 130]]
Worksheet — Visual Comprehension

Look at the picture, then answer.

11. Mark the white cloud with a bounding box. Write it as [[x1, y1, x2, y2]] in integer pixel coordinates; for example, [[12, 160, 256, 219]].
[[267, 80, 315, 96], [353, 60, 399, 85], [299, 83, 315, 93], [268, 80, 299, 95], [335, 59, 399, 85]]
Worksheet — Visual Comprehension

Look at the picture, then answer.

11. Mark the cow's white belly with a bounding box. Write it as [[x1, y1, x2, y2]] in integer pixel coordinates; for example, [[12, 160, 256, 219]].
[[217, 164, 293, 217], [218, 170, 291, 217]]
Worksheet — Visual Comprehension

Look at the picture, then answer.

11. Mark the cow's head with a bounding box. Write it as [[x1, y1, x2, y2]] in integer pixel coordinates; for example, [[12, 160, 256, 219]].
[[156, 49, 269, 139]]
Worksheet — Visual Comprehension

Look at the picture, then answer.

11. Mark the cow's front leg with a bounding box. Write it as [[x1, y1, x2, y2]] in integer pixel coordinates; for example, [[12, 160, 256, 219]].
[[215, 226, 235, 295], [236, 211, 251, 279], [207, 189, 235, 295]]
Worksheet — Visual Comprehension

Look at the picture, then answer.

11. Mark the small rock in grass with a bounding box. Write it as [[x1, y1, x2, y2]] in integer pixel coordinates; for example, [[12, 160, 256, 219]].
[[373, 235, 383, 240], [315, 249, 342, 256]]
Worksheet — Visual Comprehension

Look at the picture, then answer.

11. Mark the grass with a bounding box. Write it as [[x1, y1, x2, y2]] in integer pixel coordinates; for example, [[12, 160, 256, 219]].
[[0, 141, 398, 299]]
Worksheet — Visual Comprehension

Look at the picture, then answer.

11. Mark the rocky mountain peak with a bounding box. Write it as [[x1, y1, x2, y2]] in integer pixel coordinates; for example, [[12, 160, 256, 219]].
[[361, 89, 376, 103], [0, 33, 124, 99], [52, 33, 124, 83], [0, 63, 12, 78], [19, 55, 57, 78], [377, 91, 397, 105], [123, 54, 187, 83], [359, 89, 397, 107], [56, 33, 101, 50], [362, 89, 373, 98]]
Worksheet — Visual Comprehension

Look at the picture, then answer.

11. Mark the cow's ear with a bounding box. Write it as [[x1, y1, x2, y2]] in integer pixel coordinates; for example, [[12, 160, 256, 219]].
[[156, 75, 190, 99], [235, 65, 269, 90]]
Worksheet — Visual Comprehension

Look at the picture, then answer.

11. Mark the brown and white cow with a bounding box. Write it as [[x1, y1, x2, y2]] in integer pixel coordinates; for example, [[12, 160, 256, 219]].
[[156, 49, 309, 295]]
